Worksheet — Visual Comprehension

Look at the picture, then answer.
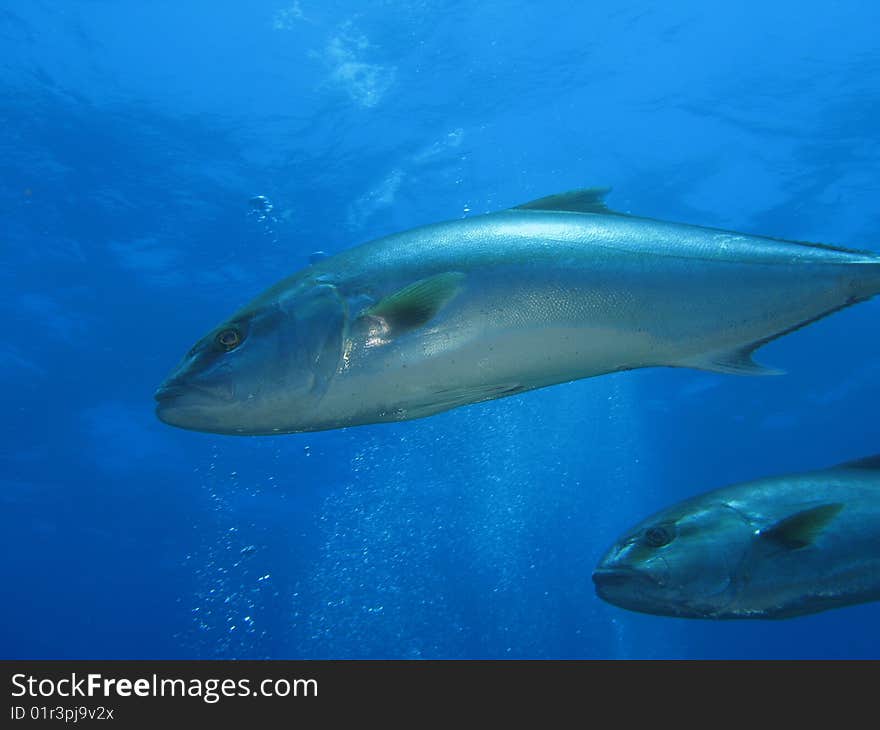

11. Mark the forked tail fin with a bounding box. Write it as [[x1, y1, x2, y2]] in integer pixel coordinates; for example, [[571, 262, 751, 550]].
[[848, 258, 880, 302]]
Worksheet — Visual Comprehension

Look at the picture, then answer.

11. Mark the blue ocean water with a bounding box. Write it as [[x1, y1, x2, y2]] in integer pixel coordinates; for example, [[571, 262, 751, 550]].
[[3, 0, 880, 659]]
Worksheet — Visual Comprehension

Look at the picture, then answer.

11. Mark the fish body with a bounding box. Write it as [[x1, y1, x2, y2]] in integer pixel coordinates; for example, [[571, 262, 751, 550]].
[[155, 188, 880, 435], [593, 455, 880, 619]]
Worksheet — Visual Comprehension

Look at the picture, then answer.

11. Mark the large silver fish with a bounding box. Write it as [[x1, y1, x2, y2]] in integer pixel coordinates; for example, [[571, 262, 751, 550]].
[[593, 455, 880, 619], [155, 188, 880, 434]]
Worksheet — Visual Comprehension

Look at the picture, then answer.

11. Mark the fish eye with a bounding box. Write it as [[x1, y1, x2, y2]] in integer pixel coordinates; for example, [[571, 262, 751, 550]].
[[643, 525, 673, 548], [216, 327, 242, 351]]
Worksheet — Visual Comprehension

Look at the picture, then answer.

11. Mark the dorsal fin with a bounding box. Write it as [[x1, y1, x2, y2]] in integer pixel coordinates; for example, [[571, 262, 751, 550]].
[[834, 454, 880, 471], [515, 189, 876, 257], [514, 187, 619, 215]]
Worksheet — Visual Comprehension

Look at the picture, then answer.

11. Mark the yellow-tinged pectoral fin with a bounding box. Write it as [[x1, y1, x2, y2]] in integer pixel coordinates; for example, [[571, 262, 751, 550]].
[[364, 271, 465, 335], [758, 504, 845, 550]]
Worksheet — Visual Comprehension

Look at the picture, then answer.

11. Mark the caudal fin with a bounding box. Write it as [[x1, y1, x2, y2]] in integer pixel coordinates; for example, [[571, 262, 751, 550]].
[[849, 259, 880, 302]]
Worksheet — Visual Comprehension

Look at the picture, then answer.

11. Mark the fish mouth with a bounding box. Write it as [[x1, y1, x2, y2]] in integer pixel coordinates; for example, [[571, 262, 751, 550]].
[[591, 567, 658, 591], [154, 383, 188, 402], [153, 375, 242, 433], [592, 568, 639, 587], [591, 565, 670, 613], [154, 388, 216, 431], [154, 377, 234, 405]]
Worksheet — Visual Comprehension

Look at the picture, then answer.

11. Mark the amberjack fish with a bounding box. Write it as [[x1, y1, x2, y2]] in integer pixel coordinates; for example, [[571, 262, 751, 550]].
[[155, 188, 880, 434], [594, 455, 880, 619]]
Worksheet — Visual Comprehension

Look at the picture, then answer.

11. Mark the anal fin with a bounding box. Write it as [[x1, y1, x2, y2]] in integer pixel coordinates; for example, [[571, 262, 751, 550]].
[[680, 344, 784, 377], [405, 383, 525, 420]]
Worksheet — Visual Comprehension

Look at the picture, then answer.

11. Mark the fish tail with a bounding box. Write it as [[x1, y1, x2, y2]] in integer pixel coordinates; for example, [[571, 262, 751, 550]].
[[848, 258, 880, 302]]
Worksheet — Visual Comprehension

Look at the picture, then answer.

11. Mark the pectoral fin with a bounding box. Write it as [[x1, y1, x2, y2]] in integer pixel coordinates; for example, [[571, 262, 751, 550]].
[[758, 503, 844, 550], [365, 271, 465, 335]]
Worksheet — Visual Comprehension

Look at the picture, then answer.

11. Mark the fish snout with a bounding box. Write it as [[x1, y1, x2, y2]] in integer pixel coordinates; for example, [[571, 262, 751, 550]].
[[154, 378, 188, 402], [592, 562, 677, 617], [592, 567, 636, 587], [592, 565, 661, 592], [154, 356, 237, 404]]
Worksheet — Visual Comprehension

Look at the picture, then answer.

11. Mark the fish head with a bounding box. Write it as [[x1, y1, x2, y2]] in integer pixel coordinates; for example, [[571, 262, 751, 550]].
[[155, 278, 348, 434], [593, 499, 754, 618]]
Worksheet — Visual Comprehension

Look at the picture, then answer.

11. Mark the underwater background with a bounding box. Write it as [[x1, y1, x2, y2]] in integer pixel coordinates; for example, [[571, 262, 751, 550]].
[[3, 0, 880, 659]]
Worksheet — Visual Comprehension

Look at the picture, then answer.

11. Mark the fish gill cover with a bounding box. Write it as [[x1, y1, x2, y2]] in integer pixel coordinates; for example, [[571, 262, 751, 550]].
[[2, 0, 880, 659]]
